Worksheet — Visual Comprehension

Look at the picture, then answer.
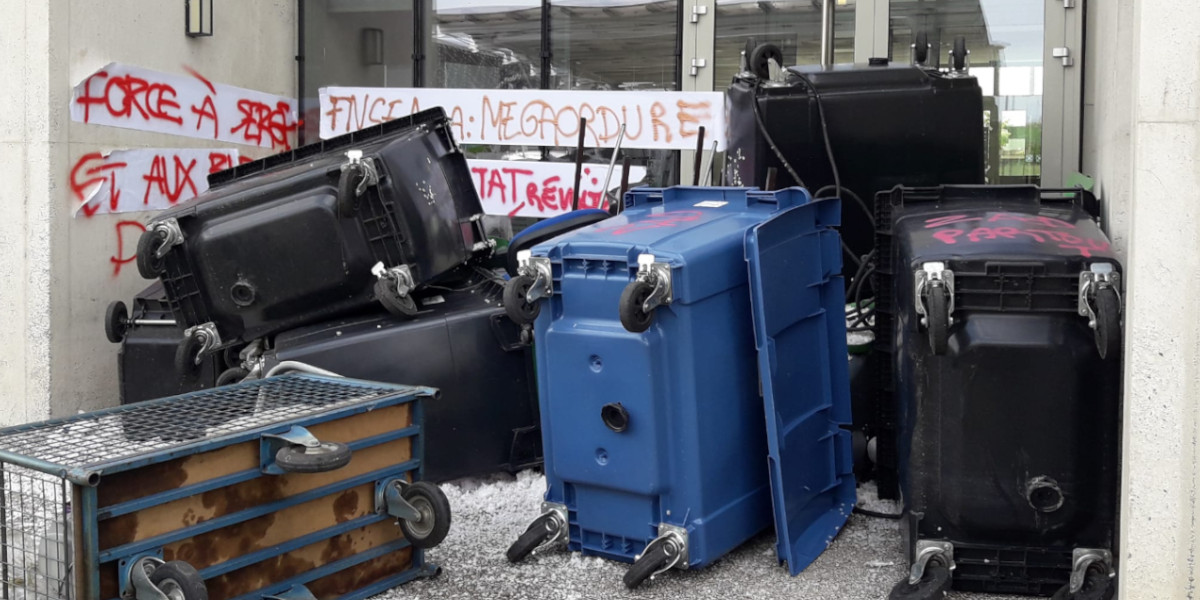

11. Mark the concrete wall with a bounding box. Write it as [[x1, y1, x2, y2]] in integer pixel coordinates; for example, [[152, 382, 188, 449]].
[[0, 0, 296, 423], [1084, 0, 1200, 596]]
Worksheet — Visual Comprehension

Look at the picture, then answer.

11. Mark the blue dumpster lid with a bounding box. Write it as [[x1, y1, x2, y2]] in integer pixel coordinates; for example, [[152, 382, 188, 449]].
[[744, 194, 857, 576]]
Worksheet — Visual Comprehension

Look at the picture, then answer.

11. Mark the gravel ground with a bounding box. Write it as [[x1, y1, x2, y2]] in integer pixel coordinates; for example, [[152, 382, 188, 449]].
[[383, 471, 1036, 600]]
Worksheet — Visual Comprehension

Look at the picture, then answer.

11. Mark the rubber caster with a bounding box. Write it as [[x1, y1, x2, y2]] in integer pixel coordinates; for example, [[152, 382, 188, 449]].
[[375, 278, 418, 318], [147, 560, 208, 600], [175, 334, 206, 377], [396, 481, 452, 549], [1051, 565, 1115, 600], [507, 510, 564, 563], [217, 367, 250, 387], [913, 31, 930, 65], [337, 162, 365, 218], [619, 280, 655, 333], [274, 441, 352, 473], [105, 301, 129, 344], [889, 563, 951, 600], [503, 274, 541, 325], [749, 43, 783, 80], [136, 229, 169, 279], [950, 36, 969, 71], [623, 539, 678, 589], [925, 288, 949, 355], [1093, 286, 1121, 360]]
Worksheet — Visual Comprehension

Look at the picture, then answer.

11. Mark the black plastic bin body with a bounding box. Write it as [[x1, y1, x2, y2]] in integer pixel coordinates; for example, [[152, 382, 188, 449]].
[[142, 107, 488, 349], [266, 285, 541, 483], [725, 63, 984, 268], [874, 185, 1122, 595], [118, 282, 220, 404]]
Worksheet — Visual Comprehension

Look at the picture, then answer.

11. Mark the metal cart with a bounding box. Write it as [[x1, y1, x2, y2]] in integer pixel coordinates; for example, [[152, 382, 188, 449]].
[[0, 374, 450, 600]]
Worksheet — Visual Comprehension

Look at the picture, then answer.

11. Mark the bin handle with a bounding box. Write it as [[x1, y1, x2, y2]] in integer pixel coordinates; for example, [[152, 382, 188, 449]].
[[746, 187, 810, 211]]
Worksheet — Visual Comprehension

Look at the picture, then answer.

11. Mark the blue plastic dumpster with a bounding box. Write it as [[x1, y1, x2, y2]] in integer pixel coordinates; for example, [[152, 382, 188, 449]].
[[503, 186, 855, 588]]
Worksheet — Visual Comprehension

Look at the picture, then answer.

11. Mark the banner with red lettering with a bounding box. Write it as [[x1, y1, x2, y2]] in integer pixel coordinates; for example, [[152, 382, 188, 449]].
[[70, 63, 298, 151], [70, 148, 248, 218], [319, 87, 725, 151], [468, 159, 647, 218]]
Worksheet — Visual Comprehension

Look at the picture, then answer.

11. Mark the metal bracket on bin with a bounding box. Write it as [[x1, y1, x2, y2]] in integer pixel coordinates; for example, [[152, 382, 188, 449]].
[[120, 553, 166, 600], [1078, 263, 1121, 329], [909, 540, 955, 585], [376, 477, 422, 523], [639, 523, 690, 579], [261, 426, 321, 474], [1069, 548, 1114, 594], [517, 252, 554, 302], [914, 262, 955, 327], [372, 262, 415, 299], [343, 150, 380, 196], [182, 322, 222, 365], [636, 254, 673, 313], [535, 502, 570, 553], [149, 219, 184, 259]]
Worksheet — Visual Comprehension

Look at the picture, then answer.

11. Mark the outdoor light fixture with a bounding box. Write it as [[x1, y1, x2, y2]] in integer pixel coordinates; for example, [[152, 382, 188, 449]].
[[362, 28, 384, 66], [186, 0, 213, 37]]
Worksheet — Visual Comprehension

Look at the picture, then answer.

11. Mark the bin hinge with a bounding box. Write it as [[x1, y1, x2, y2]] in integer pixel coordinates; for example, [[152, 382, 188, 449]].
[[1052, 47, 1074, 67], [690, 5, 707, 23], [636, 254, 674, 312], [517, 251, 555, 302], [1063, 0, 1075, 8], [914, 262, 955, 326], [689, 58, 707, 77]]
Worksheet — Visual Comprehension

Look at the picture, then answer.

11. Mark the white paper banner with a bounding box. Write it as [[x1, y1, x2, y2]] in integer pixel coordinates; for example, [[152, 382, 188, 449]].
[[70, 148, 246, 218], [71, 63, 298, 151], [467, 159, 647, 218], [320, 87, 725, 151]]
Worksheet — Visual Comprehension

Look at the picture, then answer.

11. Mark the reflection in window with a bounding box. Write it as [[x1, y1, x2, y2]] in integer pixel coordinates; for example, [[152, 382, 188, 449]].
[[430, 0, 542, 90], [301, 0, 415, 142], [551, 0, 681, 189], [890, 0, 1043, 183], [714, 0, 856, 90]]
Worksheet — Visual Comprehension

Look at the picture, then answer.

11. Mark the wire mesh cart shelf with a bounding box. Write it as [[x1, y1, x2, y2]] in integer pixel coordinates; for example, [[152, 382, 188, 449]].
[[0, 374, 450, 600]]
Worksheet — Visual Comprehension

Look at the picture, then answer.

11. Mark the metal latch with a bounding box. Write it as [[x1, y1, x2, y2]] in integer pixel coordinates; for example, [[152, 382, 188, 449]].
[[517, 251, 554, 302], [1069, 548, 1114, 594], [909, 540, 956, 585], [148, 219, 184, 259], [1053, 47, 1074, 67], [636, 254, 673, 313], [914, 262, 955, 327], [1078, 263, 1120, 329], [372, 262, 415, 299], [343, 150, 380, 196]]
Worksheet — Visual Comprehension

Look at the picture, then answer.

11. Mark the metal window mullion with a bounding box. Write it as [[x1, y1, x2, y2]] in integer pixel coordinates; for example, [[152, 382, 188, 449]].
[[854, 0, 889, 65], [1042, 0, 1083, 187], [680, 0, 714, 186]]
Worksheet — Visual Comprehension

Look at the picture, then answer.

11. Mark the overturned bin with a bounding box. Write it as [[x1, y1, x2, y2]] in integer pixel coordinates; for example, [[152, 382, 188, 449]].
[[503, 186, 855, 588], [0, 374, 449, 600]]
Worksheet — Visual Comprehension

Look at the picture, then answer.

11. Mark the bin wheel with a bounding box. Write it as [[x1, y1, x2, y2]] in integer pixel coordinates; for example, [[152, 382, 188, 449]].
[[175, 334, 206, 376], [749, 43, 783, 80], [397, 481, 452, 549], [888, 563, 952, 600], [913, 31, 929, 64], [623, 541, 674, 589], [506, 512, 559, 563], [1093, 286, 1121, 360], [619, 280, 656, 333], [149, 560, 208, 600], [136, 230, 168, 279], [105, 301, 129, 344], [216, 367, 249, 387], [375, 279, 418, 318], [337, 163, 366, 218], [1051, 565, 1115, 600], [503, 274, 541, 325], [926, 288, 949, 355], [950, 36, 968, 71], [274, 441, 353, 473]]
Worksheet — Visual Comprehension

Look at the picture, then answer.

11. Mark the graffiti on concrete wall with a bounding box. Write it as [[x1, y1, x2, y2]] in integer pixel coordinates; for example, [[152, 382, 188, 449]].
[[70, 148, 250, 218]]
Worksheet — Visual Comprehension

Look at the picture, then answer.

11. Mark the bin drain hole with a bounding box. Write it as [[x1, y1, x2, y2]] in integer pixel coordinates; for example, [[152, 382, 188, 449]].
[[595, 448, 608, 465], [589, 355, 603, 372], [1026, 476, 1064, 513], [231, 280, 256, 307], [601, 403, 629, 433]]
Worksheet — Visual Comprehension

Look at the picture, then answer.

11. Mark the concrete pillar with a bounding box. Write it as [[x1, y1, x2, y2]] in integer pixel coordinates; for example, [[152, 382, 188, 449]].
[[1116, 0, 1200, 595]]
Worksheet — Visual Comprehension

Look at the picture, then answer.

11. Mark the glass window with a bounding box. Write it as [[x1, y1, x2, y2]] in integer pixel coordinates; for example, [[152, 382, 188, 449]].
[[300, 0, 415, 143], [429, 0, 543, 90], [890, 0, 1043, 183], [550, 0, 681, 189], [714, 0, 856, 91]]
